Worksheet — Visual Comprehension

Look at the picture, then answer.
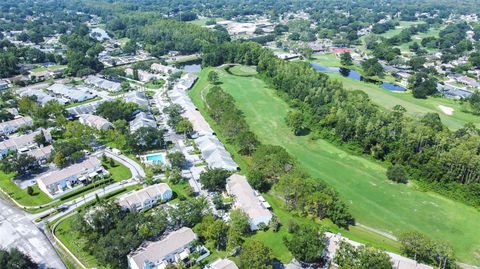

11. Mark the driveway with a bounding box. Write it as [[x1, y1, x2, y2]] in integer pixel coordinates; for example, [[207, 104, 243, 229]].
[[0, 196, 65, 269]]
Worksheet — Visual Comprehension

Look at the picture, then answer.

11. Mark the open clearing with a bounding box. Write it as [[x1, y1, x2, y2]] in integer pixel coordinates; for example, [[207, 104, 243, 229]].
[[190, 66, 480, 265]]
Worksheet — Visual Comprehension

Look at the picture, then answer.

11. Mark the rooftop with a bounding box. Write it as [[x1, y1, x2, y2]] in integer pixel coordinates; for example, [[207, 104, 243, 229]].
[[38, 157, 102, 186], [226, 174, 272, 220]]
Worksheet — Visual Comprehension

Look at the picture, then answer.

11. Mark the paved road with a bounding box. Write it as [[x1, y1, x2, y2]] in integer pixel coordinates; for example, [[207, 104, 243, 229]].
[[0, 196, 66, 269]]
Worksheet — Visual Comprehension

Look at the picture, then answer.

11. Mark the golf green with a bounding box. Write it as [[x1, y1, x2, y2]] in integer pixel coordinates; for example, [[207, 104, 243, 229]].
[[190, 66, 480, 265]]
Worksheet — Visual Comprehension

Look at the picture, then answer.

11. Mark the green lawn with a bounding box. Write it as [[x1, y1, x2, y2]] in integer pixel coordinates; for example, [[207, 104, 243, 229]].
[[376, 21, 425, 39], [55, 217, 98, 268], [327, 73, 479, 130], [188, 18, 224, 26], [227, 65, 258, 77], [103, 160, 132, 181], [190, 66, 480, 265], [0, 171, 53, 206]]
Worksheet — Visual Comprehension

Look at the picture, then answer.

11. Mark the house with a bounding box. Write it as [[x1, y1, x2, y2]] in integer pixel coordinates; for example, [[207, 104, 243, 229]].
[[26, 145, 53, 163], [21, 90, 69, 106], [127, 227, 197, 269], [124, 91, 149, 108], [118, 183, 173, 212], [330, 47, 352, 56], [0, 130, 50, 157], [66, 100, 104, 116], [125, 68, 163, 83], [226, 174, 272, 230], [457, 75, 479, 88], [130, 112, 157, 132], [0, 116, 33, 135], [151, 63, 178, 75], [324, 232, 433, 269], [0, 80, 9, 90], [207, 259, 239, 269], [195, 135, 238, 171], [84, 75, 122, 92], [78, 114, 112, 130], [47, 83, 96, 103], [176, 73, 198, 91], [37, 157, 103, 198]]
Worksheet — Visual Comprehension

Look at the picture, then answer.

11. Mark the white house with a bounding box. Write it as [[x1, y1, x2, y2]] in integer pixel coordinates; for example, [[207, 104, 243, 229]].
[[118, 183, 173, 211], [37, 157, 103, 198], [78, 114, 112, 130], [150, 63, 178, 75], [127, 227, 197, 269], [195, 135, 238, 171], [0, 129, 51, 157], [84, 75, 122, 92], [226, 174, 272, 230], [0, 116, 33, 135], [207, 258, 239, 269], [130, 112, 157, 132]]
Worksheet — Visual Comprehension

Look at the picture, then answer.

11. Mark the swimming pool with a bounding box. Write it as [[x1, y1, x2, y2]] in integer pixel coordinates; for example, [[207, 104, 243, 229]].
[[146, 154, 165, 163]]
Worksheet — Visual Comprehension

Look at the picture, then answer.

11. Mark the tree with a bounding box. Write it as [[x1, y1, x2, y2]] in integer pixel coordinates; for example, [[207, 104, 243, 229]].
[[97, 100, 138, 122], [0, 247, 39, 269], [284, 225, 326, 264], [1, 153, 40, 176], [300, 47, 313, 59], [126, 126, 164, 153], [285, 110, 304, 135], [362, 58, 384, 77], [340, 52, 353, 66], [386, 164, 408, 183], [399, 232, 454, 268], [175, 118, 193, 135], [208, 71, 219, 84], [199, 168, 230, 191], [239, 240, 273, 269], [123, 40, 138, 55], [229, 209, 251, 235], [408, 57, 426, 71], [408, 72, 437, 98], [167, 152, 186, 169], [334, 242, 393, 269], [27, 186, 34, 196]]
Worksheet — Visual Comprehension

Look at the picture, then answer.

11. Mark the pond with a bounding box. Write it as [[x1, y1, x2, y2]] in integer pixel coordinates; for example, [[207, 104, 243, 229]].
[[175, 59, 202, 73], [310, 62, 406, 92]]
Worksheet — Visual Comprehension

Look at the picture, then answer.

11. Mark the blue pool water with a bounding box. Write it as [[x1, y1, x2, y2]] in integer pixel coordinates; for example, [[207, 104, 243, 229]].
[[146, 154, 164, 163]]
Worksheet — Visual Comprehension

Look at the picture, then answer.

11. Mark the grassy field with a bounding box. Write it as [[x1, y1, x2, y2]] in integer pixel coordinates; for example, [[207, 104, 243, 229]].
[[227, 65, 258, 76], [0, 171, 53, 206], [190, 66, 480, 265], [103, 160, 132, 182], [311, 54, 480, 130]]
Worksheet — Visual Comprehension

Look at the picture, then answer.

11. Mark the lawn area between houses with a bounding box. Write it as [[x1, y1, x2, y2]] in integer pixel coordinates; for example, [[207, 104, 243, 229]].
[[189, 66, 480, 265], [0, 171, 52, 206]]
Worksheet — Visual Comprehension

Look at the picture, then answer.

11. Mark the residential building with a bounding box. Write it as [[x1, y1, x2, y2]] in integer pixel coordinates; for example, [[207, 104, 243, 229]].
[[130, 111, 157, 132], [26, 145, 53, 163], [66, 99, 104, 116], [47, 83, 96, 103], [21, 90, 69, 106], [0, 116, 33, 135], [226, 174, 272, 230], [124, 91, 149, 108], [127, 227, 197, 269], [195, 135, 238, 171], [176, 73, 198, 91], [0, 131, 39, 157], [151, 63, 178, 74], [85, 75, 122, 92], [0, 80, 9, 90], [37, 157, 103, 198], [206, 259, 239, 269], [118, 183, 173, 212], [78, 114, 112, 130]]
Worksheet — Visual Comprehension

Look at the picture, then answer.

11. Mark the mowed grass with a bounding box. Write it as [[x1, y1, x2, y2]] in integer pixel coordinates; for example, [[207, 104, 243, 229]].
[[327, 73, 480, 130], [0, 171, 53, 206], [311, 53, 480, 130], [190, 66, 480, 265]]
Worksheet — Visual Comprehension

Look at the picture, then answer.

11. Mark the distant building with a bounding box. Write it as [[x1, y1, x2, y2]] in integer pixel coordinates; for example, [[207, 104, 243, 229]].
[[78, 114, 112, 130], [124, 91, 149, 108], [176, 73, 198, 91], [0, 129, 51, 157], [47, 83, 96, 103], [151, 63, 178, 75], [207, 259, 239, 269], [66, 100, 104, 116], [127, 227, 197, 269], [0, 116, 33, 135], [118, 183, 173, 212], [226, 174, 272, 230], [130, 111, 157, 132], [85, 75, 122, 92], [330, 47, 352, 55], [37, 157, 104, 198], [0, 80, 9, 90], [195, 135, 238, 171]]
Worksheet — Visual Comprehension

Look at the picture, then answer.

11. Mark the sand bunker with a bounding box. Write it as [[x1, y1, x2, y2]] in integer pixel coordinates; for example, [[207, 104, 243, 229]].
[[438, 105, 454, 115]]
